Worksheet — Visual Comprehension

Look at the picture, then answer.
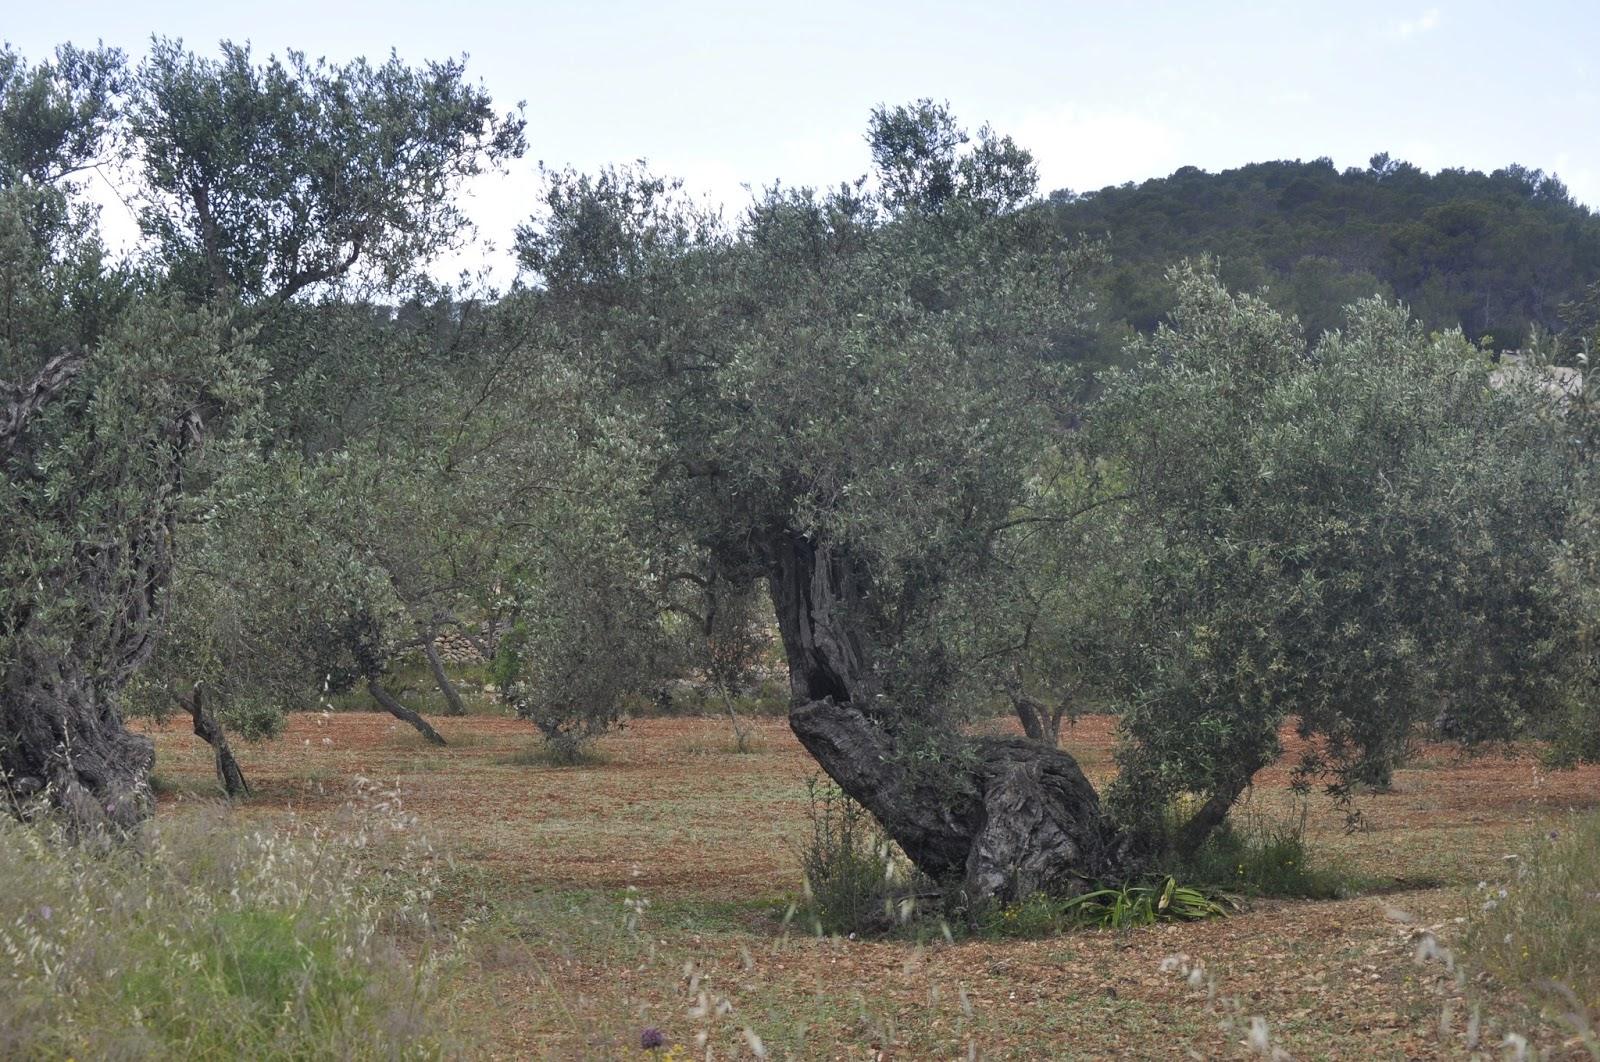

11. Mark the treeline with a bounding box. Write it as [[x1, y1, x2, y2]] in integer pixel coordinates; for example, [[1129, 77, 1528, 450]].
[[1051, 156, 1600, 354]]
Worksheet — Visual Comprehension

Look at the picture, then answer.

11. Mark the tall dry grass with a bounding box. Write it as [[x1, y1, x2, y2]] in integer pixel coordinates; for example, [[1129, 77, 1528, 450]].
[[0, 781, 460, 1060]]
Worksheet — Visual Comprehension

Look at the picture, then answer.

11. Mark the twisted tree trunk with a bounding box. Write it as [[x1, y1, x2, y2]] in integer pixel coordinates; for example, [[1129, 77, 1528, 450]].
[[1, 644, 155, 829], [184, 686, 248, 797], [2, 353, 184, 830], [767, 531, 1130, 902]]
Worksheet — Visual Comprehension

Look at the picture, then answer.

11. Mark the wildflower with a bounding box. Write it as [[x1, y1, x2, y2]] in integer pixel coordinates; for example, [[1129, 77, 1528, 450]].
[[639, 1026, 666, 1050]]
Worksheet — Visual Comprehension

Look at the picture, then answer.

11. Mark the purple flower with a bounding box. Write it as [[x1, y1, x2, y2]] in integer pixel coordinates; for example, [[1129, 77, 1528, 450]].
[[38, 906, 51, 922], [639, 1026, 666, 1050], [1549, 830, 1561, 841]]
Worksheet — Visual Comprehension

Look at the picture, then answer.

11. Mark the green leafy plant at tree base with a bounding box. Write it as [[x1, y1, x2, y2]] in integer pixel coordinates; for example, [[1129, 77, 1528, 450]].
[[981, 878, 1236, 937], [1061, 877, 1235, 928], [796, 776, 932, 937]]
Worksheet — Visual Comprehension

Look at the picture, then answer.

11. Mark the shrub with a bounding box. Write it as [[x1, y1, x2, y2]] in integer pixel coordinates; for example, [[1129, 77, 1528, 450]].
[[1465, 810, 1600, 1018], [797, 776, 928, 936], [0, 793, 457, 1059]]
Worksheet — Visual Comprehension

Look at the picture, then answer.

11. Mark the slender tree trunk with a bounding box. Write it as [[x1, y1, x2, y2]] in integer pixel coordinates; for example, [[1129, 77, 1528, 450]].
[[1012, 693, 1070, 747], [718, 686, 751, 752], [367, 679, 447, 746], [1171, 768, 1259, 859], [422, 638, 468, 716], [1012, 694, 1047, 744], [183, 686, 248, 797], [766, 531, 1130, 901]]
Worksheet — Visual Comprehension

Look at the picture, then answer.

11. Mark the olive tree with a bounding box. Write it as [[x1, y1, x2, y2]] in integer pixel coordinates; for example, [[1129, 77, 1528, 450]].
[[1087, 267, 1586, 853], [2, 40, 522, 826], [512, 106, 1589, 901], [513, 105, 1121, 897]]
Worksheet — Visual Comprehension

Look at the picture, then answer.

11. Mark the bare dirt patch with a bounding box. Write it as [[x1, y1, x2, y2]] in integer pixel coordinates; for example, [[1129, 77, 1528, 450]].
[[139, 712, 1600, 1058]]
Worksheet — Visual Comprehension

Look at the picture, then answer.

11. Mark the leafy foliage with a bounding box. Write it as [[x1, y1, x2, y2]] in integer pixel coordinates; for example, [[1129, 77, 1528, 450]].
[[1083, 266, 1585, 839], [131, 39, 524, 302], [512, 102, 1098, 732]]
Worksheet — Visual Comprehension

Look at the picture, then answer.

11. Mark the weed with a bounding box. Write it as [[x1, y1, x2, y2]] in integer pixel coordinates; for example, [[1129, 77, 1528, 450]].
[[1173, 798, 1349, 899], [1061, 877, 1233, 928], [797, 776, 930, 936], [0, 789, 459, 1059], [1464, 810, 1600, 1022]]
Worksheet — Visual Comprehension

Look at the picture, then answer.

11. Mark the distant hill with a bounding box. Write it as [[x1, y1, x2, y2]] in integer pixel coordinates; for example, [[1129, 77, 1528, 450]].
[[1050, 156, 1600, 356]]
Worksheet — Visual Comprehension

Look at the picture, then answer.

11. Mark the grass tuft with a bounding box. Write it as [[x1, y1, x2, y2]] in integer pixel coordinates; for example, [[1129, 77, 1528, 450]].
[[500, 741, 609, 768], [1173, 799, 1350, 899], [1465, 810, 1600, 1020], [796, 776, 931, 936], [0, 790, 459, 1059]]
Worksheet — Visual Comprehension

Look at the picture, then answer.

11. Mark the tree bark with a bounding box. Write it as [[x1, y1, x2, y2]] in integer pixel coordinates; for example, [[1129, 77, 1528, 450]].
[[1, 351, 87, 453], [367, 679, 447, 745], [183, 686, 248, 797], [422, 638, 468, 716], [1171, 769, 1258, 859], [718, 686, 751, 751], [0, 644, 154, 830], [767, 531, 1130, 901], [1011, 693, 1069, 747]]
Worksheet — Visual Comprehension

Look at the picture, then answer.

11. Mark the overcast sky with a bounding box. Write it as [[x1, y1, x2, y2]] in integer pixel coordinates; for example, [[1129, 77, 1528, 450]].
[[8, 0, 1598, 281]]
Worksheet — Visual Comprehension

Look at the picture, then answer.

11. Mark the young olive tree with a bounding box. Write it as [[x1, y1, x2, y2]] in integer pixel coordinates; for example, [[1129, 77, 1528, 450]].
[[1086, 267, 1586, 855]]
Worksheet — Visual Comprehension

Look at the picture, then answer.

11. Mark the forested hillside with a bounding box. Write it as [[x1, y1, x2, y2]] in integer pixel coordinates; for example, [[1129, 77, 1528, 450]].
[[1051, 156, 1600, 354]]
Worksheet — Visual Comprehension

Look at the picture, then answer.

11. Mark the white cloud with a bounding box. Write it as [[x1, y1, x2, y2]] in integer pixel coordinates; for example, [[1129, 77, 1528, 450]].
[[1007, 105, 1187, 196], [1393, 8, 1443, 40], [1553, 152, 1600, 211]]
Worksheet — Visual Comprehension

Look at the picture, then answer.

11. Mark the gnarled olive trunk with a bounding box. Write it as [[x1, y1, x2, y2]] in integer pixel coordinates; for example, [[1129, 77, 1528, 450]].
[[3, 354, 188, 829], [1, 644, 155, 829], [767, 531, 1129, 901]]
